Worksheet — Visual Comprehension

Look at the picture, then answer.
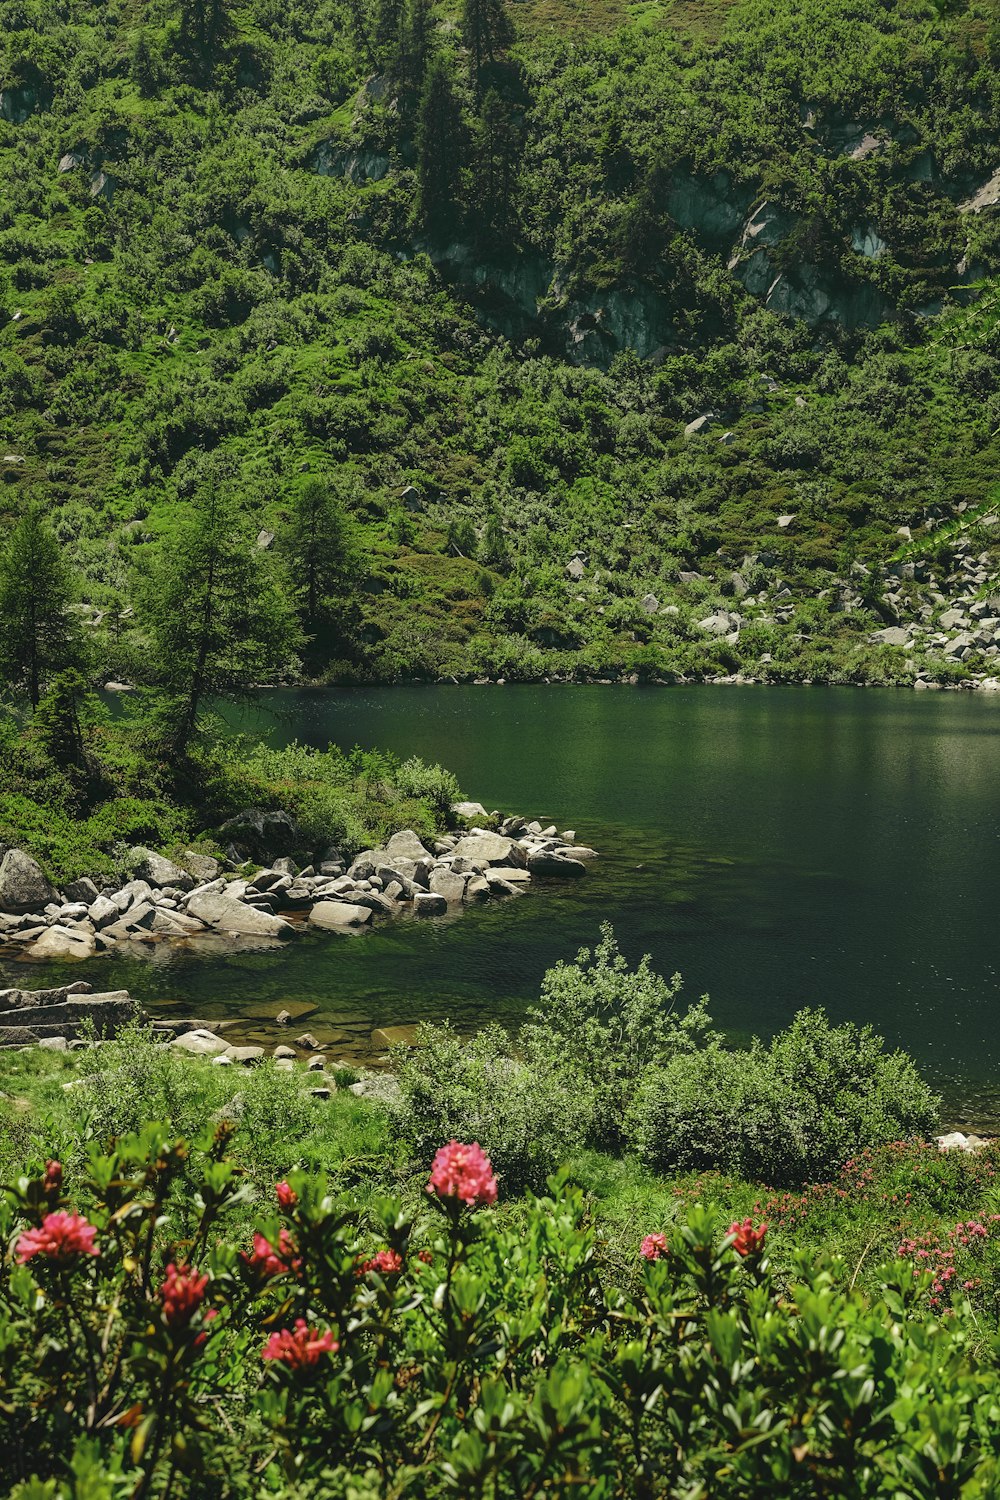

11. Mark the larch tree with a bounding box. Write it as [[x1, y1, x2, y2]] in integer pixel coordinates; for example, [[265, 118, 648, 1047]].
[[142, 467, 303, 754], [0, 502, 81, 709]]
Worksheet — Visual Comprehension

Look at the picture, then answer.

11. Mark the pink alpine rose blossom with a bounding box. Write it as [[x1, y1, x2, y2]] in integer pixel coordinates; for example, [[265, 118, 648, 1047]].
[[275, 1180, 297, 1209], [729, 1219, 768, 1258], [262, 1319, 338, 1370], [359, 1248, 403, 1277], [426, 1141, 498, 1207], [160, 1263, 209, 1328], [640, 1232, 668, 1262], [16, 1211, 98, 1265], [242, 1228, 301, 1279]]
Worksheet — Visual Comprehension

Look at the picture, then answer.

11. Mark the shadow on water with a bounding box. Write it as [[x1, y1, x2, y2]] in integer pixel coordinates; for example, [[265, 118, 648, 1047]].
[[5, 684, 1000, 1121]]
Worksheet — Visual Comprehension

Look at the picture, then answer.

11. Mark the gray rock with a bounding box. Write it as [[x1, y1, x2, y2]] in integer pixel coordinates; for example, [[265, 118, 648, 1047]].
[[383, 829, 431, 863], [306, 1054, 327, 1071], [0, 850, 57, 914], [64, 877, 99, 905], [182, 851, 221, 883], [273, 1044, 297, 1059], [170, 1029, 230, 1056], [127, 847, 195, 891], [309, 901, 373, 929], [186, 892, 294, 938], [429, 868, 467, 903], [684, 414, 714, 437], [451, 831, 515, 866], [452, 801, 488, 820], [413, 891, 447, 916], [465, 875, 490, 903], [218, 809, 299, 863], [697, 613, 734, 636], [295, 1032, 321, 1050], [212, 1053, 234, 1066], [113, 879, 154, 912], [940, 607, 968, 630], [640, 593, 659, 614], [872, 626, 909, 647], [26, 926, 96, 961], [225, 1045, 265, 1065]]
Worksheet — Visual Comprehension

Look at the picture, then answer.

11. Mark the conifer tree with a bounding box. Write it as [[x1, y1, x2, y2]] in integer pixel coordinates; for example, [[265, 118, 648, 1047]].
[[461, 0, 512, 89], [397, 0, 433, 93], [142, 466, 303, 753], [415, 54, 465, 232], [474, 88, 519, 237], [283, 477, 360, 636], [0, 502, 80, 708]]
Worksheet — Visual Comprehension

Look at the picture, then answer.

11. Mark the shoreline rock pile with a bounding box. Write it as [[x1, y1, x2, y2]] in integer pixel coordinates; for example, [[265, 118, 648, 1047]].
[[0, 807, 597, 964]]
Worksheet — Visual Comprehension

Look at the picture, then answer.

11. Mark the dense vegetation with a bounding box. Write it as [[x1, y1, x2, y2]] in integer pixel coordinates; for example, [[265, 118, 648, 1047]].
[[5, 938, 1000, 1496], [2, 0, 1000, 693]]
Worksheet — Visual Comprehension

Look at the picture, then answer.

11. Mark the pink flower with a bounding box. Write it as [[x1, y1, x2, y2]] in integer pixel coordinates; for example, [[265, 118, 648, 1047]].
[[44, 1160, 63, 1194], [640, 1232, 668, 1262], [160, 1263, 208, 1328], [275, 1180, 297, 1209], [359, 1248, 403, 1277], [16, 1211, 98, 1265], [729, 1219, 768, 1258], [262, 1319, 338, 1371], [242, 1228, 301, 1279], [427, 1141, 498, 1208]]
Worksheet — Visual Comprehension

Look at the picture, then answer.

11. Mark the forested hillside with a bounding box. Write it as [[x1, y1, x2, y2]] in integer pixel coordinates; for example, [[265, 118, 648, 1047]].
[[3, 0, 1000, 685]]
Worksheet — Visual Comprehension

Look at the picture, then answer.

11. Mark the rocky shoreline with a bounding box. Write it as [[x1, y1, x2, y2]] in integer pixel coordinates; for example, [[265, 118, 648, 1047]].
[[0, 804, 597, 967]]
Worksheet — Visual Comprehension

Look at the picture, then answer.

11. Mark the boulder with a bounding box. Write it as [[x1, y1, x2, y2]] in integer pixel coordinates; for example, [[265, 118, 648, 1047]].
[[452, 801, 488, 820], [273, 1044, 297, 1058], [413, 891, 447, 916], [309, 901, 373, 929], [295, 1032, 321, 1050], [451, 831, 515, 866], [429, 868, 467, 903], [0, 850, 57, 914], [383, 829, 431, 863], [183, 851, 221, 883], [25, 926, 96, 961], [127, 847, 195, 891], [872, 626, 909, 647], [640, 594, 659, 615], [224, 1045, 265, 1065], [186, 892, 294, 938], [697, 613, 734, 636], [64, 876, 99, 905], [170, 1029, 230, 1056], [218, 809, 299, 863], [465, 875, 490, 903]]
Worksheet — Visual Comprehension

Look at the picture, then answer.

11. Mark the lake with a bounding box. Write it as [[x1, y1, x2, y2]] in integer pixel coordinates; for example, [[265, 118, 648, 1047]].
[[5, 685, 1000, 1119]]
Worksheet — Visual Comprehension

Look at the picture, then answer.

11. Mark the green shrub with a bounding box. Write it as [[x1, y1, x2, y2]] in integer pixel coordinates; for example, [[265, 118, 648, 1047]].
[[627, 1009, 941, 1186], [393, 1021, 592, 1193]]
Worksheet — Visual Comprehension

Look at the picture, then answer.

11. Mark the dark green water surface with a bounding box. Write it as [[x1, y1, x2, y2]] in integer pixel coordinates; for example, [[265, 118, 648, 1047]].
[[6, 685, 1000, 1118]]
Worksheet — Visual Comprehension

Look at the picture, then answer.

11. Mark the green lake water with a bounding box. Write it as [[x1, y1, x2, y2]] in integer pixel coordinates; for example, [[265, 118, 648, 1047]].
[[5, 685, 1000, 1121]]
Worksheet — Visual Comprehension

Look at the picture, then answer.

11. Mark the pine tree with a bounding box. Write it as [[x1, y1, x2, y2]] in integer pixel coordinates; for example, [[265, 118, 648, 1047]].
[[0, 502, 80, 708], [397, 0, 433, 93], [142, 466, 303, 754], [283, 477, 360, 636], [474, 88, 519, 237], [461, 0, 512, 89], [375, 0, 404, 58], [415, 55, 465, 233]]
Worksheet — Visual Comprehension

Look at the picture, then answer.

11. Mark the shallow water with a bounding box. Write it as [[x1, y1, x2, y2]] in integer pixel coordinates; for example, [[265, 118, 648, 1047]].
[[5, 685, 1000, 1120]]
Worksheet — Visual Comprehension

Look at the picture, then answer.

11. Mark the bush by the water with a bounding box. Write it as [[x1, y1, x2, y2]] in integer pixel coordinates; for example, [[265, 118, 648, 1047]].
[[6, 1127, 1000, 1497], [395, 927, 941, 1189]]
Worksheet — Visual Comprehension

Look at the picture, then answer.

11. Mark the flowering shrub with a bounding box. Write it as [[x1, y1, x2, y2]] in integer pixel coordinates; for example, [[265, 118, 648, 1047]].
[[5, 1127, 1000, 1496]]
